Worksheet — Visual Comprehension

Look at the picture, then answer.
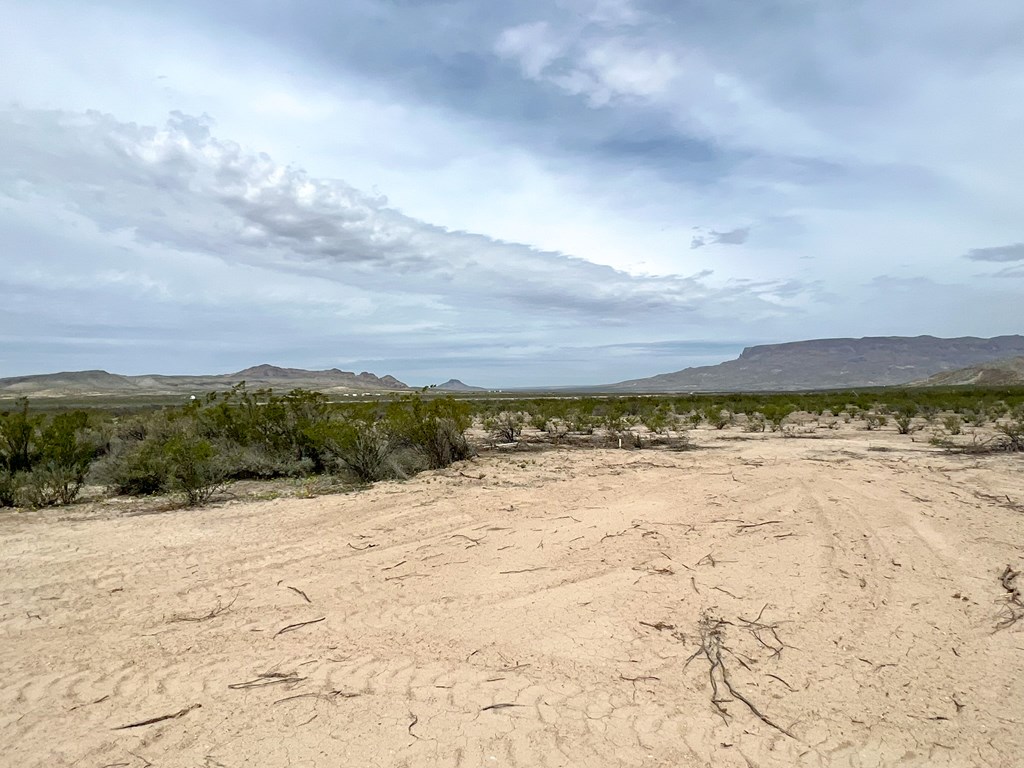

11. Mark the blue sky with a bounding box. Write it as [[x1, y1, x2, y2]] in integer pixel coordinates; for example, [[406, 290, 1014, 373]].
[[2, 0, 1022, 386]]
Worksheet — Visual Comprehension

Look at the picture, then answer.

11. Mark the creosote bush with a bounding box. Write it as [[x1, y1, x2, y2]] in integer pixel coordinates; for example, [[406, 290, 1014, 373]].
[[0, 400, 102, 507], [485, 411, 525, 443], [4, 383, 1024, 509]]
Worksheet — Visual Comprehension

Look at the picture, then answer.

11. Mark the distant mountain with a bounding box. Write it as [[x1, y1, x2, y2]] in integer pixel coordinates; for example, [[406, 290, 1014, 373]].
[[0, 370, 140, 396], [910, 356, 1024, 387], [607, 335, 1024, 392], [0, 365, 410, 398], [434, 379, 486, 392]]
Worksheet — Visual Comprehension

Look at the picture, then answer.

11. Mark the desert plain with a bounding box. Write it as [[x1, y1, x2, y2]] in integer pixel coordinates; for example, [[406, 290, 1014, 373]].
[[2, 425, 1023, 767]]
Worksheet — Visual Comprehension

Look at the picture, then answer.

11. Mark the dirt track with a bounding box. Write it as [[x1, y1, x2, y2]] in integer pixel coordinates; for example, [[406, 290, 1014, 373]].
[[2, 429, 1023, 767]]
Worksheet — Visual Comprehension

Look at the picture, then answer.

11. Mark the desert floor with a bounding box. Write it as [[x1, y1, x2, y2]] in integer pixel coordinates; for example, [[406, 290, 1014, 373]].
[[2, 427, 1023, 767]]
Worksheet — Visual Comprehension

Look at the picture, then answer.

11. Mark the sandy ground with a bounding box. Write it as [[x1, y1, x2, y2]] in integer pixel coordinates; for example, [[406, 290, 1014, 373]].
[[2, 427, 1023, 768]]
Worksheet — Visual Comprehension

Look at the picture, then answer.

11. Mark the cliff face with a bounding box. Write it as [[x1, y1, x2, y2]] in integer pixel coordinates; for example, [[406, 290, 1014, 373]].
[[609, 335, 1024, 392]]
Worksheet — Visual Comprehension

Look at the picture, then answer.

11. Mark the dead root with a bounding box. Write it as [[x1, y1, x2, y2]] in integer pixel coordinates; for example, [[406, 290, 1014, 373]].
[[996, 565, 1023, 631], [685, 611, 796, 739]]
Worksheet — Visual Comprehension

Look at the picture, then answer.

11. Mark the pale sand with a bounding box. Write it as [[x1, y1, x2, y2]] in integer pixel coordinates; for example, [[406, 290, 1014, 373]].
[[2, 428, 1023, 767]]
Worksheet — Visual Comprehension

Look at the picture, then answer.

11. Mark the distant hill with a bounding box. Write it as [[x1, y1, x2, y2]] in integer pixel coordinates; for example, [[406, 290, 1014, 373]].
[[607, 335, 1024, 392], [0, 364, 410, 398], [0, 370, 140, 396], [910, 356, 1024, 387], [434, 379, 486, 392]]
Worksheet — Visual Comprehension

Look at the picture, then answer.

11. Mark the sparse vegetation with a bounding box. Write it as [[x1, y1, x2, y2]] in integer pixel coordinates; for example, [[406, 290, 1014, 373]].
[[2, 384, 1022, 510]]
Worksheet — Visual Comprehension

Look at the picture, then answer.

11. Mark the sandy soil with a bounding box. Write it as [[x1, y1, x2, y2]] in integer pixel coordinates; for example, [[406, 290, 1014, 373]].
[[2, 427, 1023, 767]]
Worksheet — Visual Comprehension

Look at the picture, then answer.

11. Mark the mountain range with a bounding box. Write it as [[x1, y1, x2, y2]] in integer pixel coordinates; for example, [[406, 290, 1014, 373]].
[[608, 335, 1024, 392], [910, 356, 1024, 387], [5, 335, 1024, 398], [0, 365, 408, 398]]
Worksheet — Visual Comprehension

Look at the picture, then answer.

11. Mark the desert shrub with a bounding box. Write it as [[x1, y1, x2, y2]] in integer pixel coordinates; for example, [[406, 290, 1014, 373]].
[[528, 413, 548, 431], [36, 411, 100, 484], [16, 462, 85, 507], [385, 395, 473, 469], [642, 408, 673, 435], [0, 407, 101, 507], [745, 414, 767, 432], [687, 411, 704, 428], [92, 437, 170, 496], [318, 420, 400, 483], [194, 385, 335, 474], [603, 414, 631, 435], [422, 418, 473, 468], [545, 419, 570, 442], [707, 408, 732, 430], [966, 408, 988, 427], [0, 469, 17, 507], [996, 410, 1024, 452], [893, 407, 920, 435], [942, 414, 963, 435], [487, 412, 524, 443], [565, 410, 596, 434], [92, 410, 181, 496], [164, 433, 227, 506], [864, 413, 887, 431], [0, 398, 39, 473], [762, 405, 796, 432], [216, 444, 315, 479], [989, 401, 1010, 419]]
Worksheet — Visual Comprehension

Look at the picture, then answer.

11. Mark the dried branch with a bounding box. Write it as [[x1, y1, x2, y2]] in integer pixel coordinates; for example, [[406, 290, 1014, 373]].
[[168, 594, 237, 623], [112, 703, 200, 730], [274, 617, 325, 638]]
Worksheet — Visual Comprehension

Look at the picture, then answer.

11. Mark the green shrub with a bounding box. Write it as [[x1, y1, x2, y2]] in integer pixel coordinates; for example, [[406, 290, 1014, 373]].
[[942, 414, 963, 435], [386, 396, 473, 469], [996, 410, 1024, 452], [216, 444, 314, 479], [419, 417, 473, 468], [864, 413, 887, 431], [708, 409, 732, 430], [165, 433, 227, 506], [762, 405, 795, 432], [16, 462, 85, 507], [893, 407, 920, 435], [93, 437, 170, 496], [0, 398, 38, 473], [0, 469, 17, 507], [319, 421, 400, 483]]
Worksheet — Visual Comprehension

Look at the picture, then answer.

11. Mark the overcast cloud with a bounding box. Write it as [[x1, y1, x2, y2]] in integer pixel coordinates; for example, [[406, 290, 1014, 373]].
[[1, 0, 1022, 385]]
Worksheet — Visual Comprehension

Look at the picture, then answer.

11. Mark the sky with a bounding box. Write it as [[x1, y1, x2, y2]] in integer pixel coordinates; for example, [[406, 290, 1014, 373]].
[[2, 0, 1022, 387]]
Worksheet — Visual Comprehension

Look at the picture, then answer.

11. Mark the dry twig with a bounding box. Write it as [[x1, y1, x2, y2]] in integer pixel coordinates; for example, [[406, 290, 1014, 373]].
[[113, 703, 201, 730], [168, 594, 237, 623], [286, 586, 311, 604], [274, 617, 325, 638]]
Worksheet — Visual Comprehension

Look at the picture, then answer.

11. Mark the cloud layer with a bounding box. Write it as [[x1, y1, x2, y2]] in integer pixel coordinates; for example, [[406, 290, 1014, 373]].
[[1, 0, 1022, 385]]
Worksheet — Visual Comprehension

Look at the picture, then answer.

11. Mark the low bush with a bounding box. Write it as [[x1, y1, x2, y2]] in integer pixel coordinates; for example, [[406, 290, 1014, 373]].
[[321, 421, 401, 483], [16, 462, 86, 508], [486, 412, 524, 443], [893, 407, 921, 435], [0, 469, 17, 507], [997, 411, 1024, 452], [164, 433, 227, 506]]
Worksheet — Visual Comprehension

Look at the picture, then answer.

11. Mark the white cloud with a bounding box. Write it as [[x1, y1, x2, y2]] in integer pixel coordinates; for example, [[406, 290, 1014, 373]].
[[1, 0, 1022, 383]]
